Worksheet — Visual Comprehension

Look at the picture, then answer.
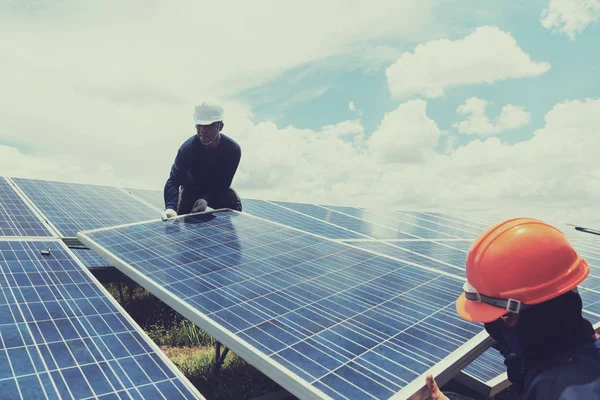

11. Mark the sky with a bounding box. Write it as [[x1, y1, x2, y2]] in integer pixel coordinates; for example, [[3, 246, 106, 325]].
[[1, 0, 600, 229]]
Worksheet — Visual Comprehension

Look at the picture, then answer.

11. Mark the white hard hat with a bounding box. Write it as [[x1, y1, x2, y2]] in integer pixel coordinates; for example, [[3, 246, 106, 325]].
[[193, 98, 224, 125]]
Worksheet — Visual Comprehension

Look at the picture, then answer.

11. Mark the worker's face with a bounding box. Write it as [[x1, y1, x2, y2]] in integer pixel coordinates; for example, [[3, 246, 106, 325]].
[[196, 122, 221, 145]]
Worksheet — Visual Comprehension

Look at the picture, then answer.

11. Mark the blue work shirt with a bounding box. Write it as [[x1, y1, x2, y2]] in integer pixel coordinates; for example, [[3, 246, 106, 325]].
[[521, 336, 600, 399], [164, 133, 241, 211]]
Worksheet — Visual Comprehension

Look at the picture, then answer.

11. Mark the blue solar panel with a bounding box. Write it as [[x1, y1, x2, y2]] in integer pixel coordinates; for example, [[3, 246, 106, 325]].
[[124, 188, 164, 211], [321, 205, 479, 240], [400, 211, 489, 232], [78, 210, 490, 400], [276, 201, 469, 240], [375, 210, 482, 239], [461, 347, 506, 384], [0, 240, 202, 399], [12, 178, 160, 237], [273, 202, 419, 240], [70, 248, 112, 268], [243, 199, 367, 240], [345, 241, 464, 277], [432, 240, 473, 252], [0, 179, 53, 237], [342, 236, 600, 394]]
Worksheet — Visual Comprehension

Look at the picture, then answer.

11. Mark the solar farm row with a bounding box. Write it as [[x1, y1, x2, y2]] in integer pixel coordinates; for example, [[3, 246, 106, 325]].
[[2, 176, 599, 399]]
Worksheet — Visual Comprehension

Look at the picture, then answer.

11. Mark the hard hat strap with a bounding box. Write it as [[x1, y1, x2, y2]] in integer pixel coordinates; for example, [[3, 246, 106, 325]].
[[463, 281, 533, 314]]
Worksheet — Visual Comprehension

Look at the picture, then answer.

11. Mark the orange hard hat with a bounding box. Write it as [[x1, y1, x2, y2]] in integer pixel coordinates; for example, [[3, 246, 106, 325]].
[[456, 217, 589, 323]]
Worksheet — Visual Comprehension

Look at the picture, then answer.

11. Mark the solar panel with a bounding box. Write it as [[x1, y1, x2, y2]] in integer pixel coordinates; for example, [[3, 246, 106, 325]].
[[124, 188, 164, 211], [459, 348, 507, 392], [273, 201, 460, 240], [399, 211, 489, 233], [344, 241, 464, 277], [317, 205, 476, 240], [70, 248, 113, 268], [375, 210, 482, 239], [78, 210, 491, 400], [0, 178, 54, 237], [12, 178, 160, 238], [342, 234, 600, 396], [0, 239, 203, 399], [243, 199, 367, 240]]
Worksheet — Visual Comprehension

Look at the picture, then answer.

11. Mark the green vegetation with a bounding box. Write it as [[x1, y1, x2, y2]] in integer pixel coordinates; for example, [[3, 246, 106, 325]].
[[103, 281, 287, 400]]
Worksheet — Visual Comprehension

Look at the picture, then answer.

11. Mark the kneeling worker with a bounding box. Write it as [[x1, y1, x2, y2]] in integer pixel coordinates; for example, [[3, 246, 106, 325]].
[[162, 98, 242, 220], [426, 217, 600, 400]]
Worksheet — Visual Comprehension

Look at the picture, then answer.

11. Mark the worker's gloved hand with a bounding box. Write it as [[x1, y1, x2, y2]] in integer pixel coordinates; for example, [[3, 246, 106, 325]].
[[192, 199, 207, 213], [161, 209, 177, 221]]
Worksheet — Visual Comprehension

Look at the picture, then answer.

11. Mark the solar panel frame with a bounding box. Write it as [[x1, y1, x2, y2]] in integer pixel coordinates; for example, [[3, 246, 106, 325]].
[[77, 209, 493, 400], [0, 237, 204, 399], [0, 177, 56, 238]]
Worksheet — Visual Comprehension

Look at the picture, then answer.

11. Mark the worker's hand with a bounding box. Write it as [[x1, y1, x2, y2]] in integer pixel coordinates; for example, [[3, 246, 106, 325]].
[[192, 198, 207, 213], [161, 209, 177, 221], [425, 375, 449, 400]]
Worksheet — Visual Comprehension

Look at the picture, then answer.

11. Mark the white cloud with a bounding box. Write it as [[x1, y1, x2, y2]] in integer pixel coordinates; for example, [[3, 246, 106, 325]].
[[385, 26, 551, 99], [232, 97, 600, 229], [349, 101, 363, 117], [367, 99, 444, 163], [0, 0, 434, 192], [541, 0, 600, 39], [453, 97, 532, 135]]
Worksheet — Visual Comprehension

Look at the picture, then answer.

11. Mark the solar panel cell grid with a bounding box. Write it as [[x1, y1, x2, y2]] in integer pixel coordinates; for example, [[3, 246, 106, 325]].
[[70, 248, 113, 268], [0, 179, 53, 237], [242, 199, 366, 240], [461, 348, 506, 383], [125, 188, 164, 211], [272, 202, 418, 240], [318, 205, 472, 240], [79, 210, 489, 400], [345, 241, 463, 277], [12, 178, 160, 238], [0, 240, 201, 399]]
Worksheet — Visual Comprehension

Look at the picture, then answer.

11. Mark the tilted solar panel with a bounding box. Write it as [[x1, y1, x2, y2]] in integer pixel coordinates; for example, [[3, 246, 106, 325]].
[[78, 210, 491, 400], [124, 188, 164, 211], [341, 232, 600, 397], [399, 211, 489, 233], [69, 248, 113, 268], [316, 205, 473, 240], [243, 199, 367, 240], [344, 241, 464, 277], [12, 178, 160, 238], [375, 210, 482, 239], [0, 178, 54, 237], [0, 239, 203, 399], [271, 201, 418, 240]]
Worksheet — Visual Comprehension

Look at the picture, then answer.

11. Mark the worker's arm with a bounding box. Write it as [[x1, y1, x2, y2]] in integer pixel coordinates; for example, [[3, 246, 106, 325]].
[[216, 143, 241, 192], [164, 148, 187, 211]]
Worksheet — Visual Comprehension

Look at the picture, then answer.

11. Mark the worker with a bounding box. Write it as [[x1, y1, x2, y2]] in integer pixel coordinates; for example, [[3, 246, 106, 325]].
[[426, 217, 600, 400], [162, 98, 242, 220]]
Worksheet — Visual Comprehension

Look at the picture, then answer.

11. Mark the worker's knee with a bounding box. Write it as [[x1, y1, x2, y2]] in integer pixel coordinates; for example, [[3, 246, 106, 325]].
[[225, 187, 242, 211]]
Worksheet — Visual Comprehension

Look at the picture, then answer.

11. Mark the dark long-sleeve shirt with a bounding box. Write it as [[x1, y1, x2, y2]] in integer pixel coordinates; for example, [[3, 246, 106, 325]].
[[164, 133, 241, 211]]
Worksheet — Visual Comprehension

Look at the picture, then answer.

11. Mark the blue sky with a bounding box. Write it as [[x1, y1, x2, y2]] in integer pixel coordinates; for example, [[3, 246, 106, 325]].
[[236, 0, 600, 149]]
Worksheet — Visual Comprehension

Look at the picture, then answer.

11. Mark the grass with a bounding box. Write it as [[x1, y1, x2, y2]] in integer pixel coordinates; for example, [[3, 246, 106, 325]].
[[102, 281, 287, 400]]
